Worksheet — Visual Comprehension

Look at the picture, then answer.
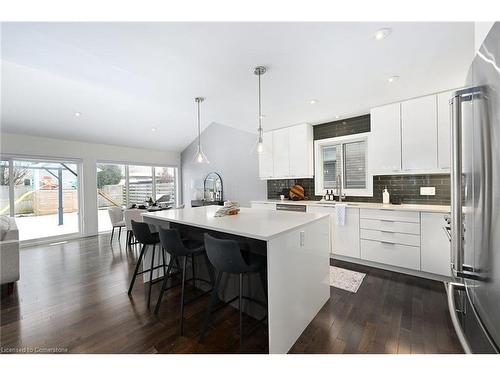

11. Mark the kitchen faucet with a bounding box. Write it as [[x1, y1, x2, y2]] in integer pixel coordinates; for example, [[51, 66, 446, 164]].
[[336, 174, 346, 202]]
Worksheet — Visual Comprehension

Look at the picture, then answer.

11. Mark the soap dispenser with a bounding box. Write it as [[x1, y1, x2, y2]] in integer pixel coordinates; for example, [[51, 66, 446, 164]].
[[382, 186, 390, 205]]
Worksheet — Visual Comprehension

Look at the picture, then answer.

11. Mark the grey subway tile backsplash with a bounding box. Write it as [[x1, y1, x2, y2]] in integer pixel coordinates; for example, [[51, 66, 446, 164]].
[[266, 114, 451, 206], [266, 174, 450, 205], [313, 114, 370, 140]]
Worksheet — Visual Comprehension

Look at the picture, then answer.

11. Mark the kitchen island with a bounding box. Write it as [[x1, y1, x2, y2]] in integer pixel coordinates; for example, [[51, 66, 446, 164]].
[[142, 206, 331, 354]]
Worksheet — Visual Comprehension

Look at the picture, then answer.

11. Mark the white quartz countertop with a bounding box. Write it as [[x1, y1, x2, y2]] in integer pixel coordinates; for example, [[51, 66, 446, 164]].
[[251, 199, 450, 213], [142, 206, 329, 241]]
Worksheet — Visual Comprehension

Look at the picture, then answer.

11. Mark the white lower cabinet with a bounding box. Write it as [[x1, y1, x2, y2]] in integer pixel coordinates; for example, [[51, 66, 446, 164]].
[[360, 208, 421, 271], [333, 208, 360, 258], [421, 212, 451, 276], [360, 240, 421, 270], [306, 205, 360, 258], [263, 202, 451, 280]]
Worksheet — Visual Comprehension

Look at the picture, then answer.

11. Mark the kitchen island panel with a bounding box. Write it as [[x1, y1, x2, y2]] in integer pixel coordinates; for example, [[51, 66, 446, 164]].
[[267, 215, 330, 353]]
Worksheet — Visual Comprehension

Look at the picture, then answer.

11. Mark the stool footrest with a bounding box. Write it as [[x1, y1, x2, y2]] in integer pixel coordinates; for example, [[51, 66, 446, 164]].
[[136, 264, 167, 275]]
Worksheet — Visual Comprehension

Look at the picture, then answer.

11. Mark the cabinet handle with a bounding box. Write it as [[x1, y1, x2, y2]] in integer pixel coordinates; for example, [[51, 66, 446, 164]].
[[380, 219, 394, 223], [381, 230, 394, 234], [380, 241, 395, 245], [442, 226, 452, 242]]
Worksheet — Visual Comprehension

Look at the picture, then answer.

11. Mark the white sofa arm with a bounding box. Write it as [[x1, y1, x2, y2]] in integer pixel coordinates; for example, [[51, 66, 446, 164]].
[[0, 239, 20, 284]]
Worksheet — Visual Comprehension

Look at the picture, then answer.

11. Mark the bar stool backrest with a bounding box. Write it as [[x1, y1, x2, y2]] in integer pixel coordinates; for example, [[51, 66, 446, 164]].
[[204, 233, 249, 274], [108, 207, 123, 226], [158, 228, 188, 256], [131, 220, 157, 245], [124, 209, 144, 231]]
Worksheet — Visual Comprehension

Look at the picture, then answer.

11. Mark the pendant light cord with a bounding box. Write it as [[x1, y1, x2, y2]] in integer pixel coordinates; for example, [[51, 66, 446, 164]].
[[258, 71, 262, 135], [197, 99, 201, 148]]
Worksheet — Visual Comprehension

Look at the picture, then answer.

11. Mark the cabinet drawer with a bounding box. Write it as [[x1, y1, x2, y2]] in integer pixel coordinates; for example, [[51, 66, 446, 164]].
[[360, 218, 420, 235], [360, 209, 419, 223], [360, 239, 420, 270], [360, 229, 420, 247]]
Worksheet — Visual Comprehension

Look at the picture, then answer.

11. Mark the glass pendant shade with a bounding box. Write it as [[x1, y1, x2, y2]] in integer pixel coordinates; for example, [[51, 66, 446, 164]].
[[193, 145, 209, 164], [256, 140, 264, 154]]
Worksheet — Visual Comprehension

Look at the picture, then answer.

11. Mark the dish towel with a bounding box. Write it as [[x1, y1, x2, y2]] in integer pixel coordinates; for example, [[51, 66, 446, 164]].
[[335, 203, 347, 226]]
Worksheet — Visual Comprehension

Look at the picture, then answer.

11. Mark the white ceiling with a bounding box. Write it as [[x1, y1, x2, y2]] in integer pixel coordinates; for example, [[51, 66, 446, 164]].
[[0, 22, 474, 152]]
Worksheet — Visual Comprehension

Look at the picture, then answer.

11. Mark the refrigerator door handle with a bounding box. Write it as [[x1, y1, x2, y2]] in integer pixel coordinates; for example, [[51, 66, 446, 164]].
[[447, 282, 472, 354], [450, 94, 464, 276]]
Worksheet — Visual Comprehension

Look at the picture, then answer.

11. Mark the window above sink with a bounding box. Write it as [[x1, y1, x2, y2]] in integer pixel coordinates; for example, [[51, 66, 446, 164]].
[[314, 133, 373, 197]]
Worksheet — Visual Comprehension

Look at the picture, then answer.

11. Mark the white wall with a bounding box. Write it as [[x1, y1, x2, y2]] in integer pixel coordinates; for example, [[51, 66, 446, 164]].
[[181, 122, 266, 207], [0, 132, 180, 237], [474, 22, 495, 53]]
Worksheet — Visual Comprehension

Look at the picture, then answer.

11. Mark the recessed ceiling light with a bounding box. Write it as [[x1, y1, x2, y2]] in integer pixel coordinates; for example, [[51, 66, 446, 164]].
[[374, 28, 392, 40], [151, 127, 157, 132], [309, 99, 318, 105], [335, 115, 341, 119], [74, 112, 81, 117], [388, 75, 400, 83], [259, 114, 266, 119]]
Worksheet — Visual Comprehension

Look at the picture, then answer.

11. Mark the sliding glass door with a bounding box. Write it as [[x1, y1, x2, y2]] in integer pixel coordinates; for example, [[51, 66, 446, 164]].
[[96, 163, 177, 232], [0, 157, 81, 241]]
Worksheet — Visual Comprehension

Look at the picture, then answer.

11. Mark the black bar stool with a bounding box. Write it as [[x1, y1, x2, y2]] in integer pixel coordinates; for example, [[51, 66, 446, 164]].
[[154, 228, 214, 335], [199, 233, 268, 349], [127, 220, 166, 307]]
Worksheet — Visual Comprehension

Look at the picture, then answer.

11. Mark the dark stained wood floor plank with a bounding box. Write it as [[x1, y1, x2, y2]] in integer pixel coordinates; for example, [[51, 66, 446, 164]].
[[290, 259, 463, 354], [1, 235, 463, 354]]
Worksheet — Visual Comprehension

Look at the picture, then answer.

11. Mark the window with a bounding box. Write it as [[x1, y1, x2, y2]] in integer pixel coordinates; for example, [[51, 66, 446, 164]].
[[322, 145, 341, 189], [314, 134, 372, 197], [96, 163, 178, 232], [128, 165, 153, 205], [0, 157, 81, 241], [154, 167, 176, 203], [344, 141, 366, 189]]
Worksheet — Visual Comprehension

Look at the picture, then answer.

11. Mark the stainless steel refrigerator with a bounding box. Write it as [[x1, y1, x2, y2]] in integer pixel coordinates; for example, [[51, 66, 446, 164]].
[[448, 22, 500, 353]]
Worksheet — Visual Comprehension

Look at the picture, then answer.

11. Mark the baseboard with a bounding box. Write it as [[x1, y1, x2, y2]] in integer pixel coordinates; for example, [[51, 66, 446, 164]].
[[331, 254, 452, 283]]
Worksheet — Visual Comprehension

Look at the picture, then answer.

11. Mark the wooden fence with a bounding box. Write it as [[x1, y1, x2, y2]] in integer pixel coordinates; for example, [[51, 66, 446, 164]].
[[32, 190, 79, 215]]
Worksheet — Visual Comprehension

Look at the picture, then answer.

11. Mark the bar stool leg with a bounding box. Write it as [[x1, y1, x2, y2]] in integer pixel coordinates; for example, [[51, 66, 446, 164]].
[[128, 244, 146, 295], [110, 227, 115, 243], [161, 246, 167, 277], [147, 244, 156, 308], [180, 256, 188, 335], [118, 227, 122, 242], [199, 271, 222, 342], [191, 254, 196, 288], [239, 273, 243, 350], [154, 256, 175, 314]]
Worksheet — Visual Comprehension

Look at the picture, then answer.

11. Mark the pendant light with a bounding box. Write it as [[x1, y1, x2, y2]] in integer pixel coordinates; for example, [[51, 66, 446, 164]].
[[254, 66, 267, 154], [193, 97, 209, 164]]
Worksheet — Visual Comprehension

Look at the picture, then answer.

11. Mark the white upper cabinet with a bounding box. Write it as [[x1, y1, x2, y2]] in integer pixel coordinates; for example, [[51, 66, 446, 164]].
[[289, 123, 313, 177], [369, 103, 402, 174], [272, 127, 290, 178], [258, 131, 274, 179], [401, 95, 438, 172], [259, 123, 313, 179], [369, 91, 454, 175], [437, 90, 454, 170]]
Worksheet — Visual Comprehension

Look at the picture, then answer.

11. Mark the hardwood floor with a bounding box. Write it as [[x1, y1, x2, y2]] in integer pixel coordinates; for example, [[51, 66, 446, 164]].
[[0, 234, 462, 354], [289, 259, 463, 354]]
